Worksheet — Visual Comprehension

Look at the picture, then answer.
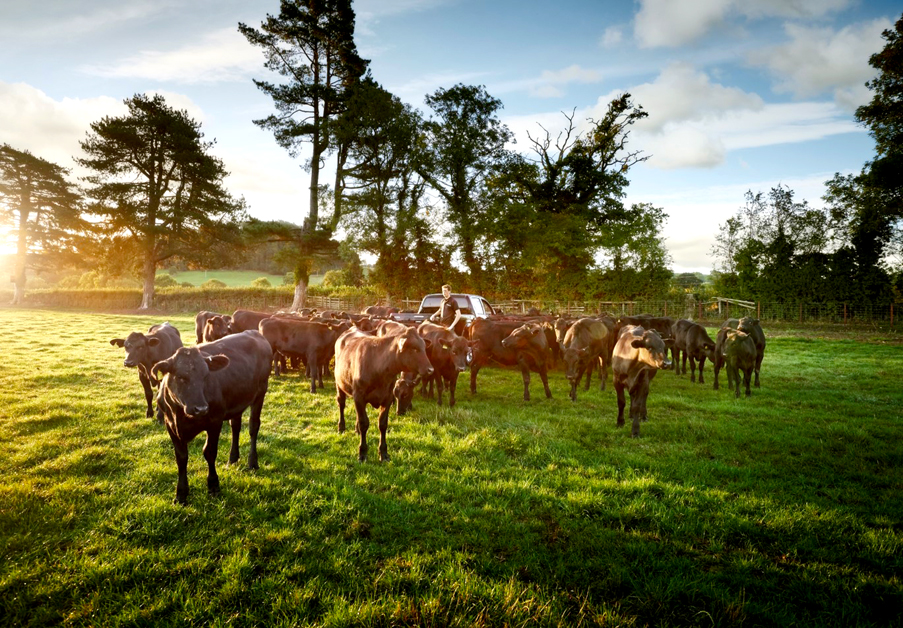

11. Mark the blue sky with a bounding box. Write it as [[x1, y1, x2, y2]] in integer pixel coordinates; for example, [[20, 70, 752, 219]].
[[0, 0, 898, 272]]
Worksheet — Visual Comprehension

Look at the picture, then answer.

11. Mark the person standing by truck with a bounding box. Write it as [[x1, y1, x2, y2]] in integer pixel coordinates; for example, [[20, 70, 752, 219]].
[[431, 284, 462, 331]]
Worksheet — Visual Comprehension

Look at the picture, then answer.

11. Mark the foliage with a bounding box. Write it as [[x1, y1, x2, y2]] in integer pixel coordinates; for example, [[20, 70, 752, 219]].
[[154, 274, 178, 288], [251, 277, 272, 288], [200, 278, 228, 289], [1, 310, 901, 627], [77, 93, 248, 310], [0, 144, 86, 304]]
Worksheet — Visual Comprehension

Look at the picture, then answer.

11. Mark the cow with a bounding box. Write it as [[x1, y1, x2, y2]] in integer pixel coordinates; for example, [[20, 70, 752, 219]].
[[363, 305, 399, 318], [469, 319, 552, 401], [713, 328, 757, 397], [417, 321, 472, 407], [722, 317, 766, 387], [202, 315, 231, 343], [500, 322, 554, 401], [671, 320, 716, 384], [561, 317, 610, 402], [393, 372, 419, 415], [195, 311, 231, 344], [258, 317, 344, 392], [335, 326, 434, 462], [151, 331, 272, 504], [110, 322, 183, 420], [616, 314, 674, 340], [230, 309, 272, 333], [612, 325, 672, 437]]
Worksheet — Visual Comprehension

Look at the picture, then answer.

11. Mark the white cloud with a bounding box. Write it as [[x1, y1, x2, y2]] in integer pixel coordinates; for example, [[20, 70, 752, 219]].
[[0, 81, 124, 173], [600, 26, 624, 49], [529, 65, 602, 98], [747, 18, 891, 111], [634, 0, 732, 48], [0, 2, 178, 40], [80, 28, 264, 84]]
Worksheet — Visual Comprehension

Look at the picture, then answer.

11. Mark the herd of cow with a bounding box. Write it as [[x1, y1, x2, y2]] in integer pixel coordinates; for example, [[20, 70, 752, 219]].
[[109, 307, 766, 504]]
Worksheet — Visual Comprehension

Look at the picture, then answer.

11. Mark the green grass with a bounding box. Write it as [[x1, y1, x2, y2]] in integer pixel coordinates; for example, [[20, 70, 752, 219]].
[[1, 309, 901, 627], [160, 270, 324, 287]]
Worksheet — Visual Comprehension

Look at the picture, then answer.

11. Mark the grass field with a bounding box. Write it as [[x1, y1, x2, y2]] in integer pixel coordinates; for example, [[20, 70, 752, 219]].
[[1, 309, 901, 627], [160, 270, 324, 287]]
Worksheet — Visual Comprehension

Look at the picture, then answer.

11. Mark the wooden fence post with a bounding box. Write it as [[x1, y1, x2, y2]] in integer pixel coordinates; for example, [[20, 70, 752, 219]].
[[757, 301, 761, 319]]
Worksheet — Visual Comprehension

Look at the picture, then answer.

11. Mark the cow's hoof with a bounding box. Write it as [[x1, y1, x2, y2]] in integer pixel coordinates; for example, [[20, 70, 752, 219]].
[[380, 452, 391, 463]]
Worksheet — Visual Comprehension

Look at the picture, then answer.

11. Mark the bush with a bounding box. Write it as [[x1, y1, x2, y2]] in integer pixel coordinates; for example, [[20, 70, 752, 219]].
[[282, 272, 295, 286], [180, 282, 194, 288], [200, 279, 228, 289], [251, 277, 272, 288], [155, 274, 178, 288], [322, 270, 344, 287]]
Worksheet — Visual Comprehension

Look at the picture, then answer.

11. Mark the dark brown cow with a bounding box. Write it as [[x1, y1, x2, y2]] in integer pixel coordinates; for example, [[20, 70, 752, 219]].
[[561, 317, 610, 401], [363, 305, 399, 318], [713, 328, 757, 397], [230, 309, 272, 333], [152, 331, 272, 504], [195, 311, 231, 344], [671, 319, 716, 383], [202, 315, 231, 343], [417, 321, 472, 407], [469, 319, 552, 401], [612, 325, 672, 437], [722, 317, 766, 387], [393, 372, 419, 415], [335, 327, 434, 462], [258, 317, 344, 392], [616, 314, 674, 340], [110, 322, 183, 419]]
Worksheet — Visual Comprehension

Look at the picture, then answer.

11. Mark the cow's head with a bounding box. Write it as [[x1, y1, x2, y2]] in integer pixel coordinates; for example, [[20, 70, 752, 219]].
[[152, 347, 229, 418], [437, 335, 472, 372], [393, 373, 419, 415], [501, 323, 546, 351], [562, 346, 594, 381], [631, 329, 673, 370], [110, 331, 161, 368], [554, 318, 572, 349], [203, 316, 231, 343], [396, 328, 434, 377]]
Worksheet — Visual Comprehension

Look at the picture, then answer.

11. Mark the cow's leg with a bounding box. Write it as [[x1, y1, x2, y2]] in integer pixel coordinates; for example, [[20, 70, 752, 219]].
[[307, 351, 318, 394], [743, 367, 752, 398], [377, 405, 391, 462], [436, 372, 445, 406], [754, 352, 763, 388], [168, 430, 190, 505], [337, 389, 347, 433], [470, 360, 482, 394], [672, 347, 681, 375], [630, 390, 644, 438], [227, 413, 242, 465], [713, 356, 721, 390], [727, 363, 737, 394], [273, 351, 284, 377], [354, 397, 369, 462], [689, 355, 697, 383], [599, 356, 607, 391], [247, 390, 265, 470], [519, 362, 532, 401], [448, 372, 458, 407], [138, 369, 154, 418], [614, 377, 626, 428], [583, 360, 593, 391], [203, 426, 223, 497], [697, 357, 706, 384], [539, 366, 552, 399]]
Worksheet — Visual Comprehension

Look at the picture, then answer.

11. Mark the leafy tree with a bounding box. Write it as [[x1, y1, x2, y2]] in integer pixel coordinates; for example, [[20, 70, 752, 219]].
[[419, 84, 513, 287], [78, 94, 247, 309], [239, 0, 367, 309], [0, 144, 85, 304]]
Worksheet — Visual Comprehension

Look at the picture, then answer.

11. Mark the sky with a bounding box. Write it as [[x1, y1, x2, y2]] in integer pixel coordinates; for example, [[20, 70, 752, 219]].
[[0, 0, 898, 273]]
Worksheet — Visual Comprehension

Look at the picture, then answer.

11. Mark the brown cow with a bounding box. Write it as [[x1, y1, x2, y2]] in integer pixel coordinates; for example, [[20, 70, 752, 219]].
[[612, 325, 672, 437], [202, 315, 231, 343], [258, 317, 344, 392], [230, 309, 272, 333], [334, 326, 434, 462], [469, 319, 552, 401], [713, 328, 757, 397], [152, 331, 272, 504], [561, 317, 610, 401], [722, 317, 766, 387], [110, 322, 183, 420], [671, 319, 716, 383], [417, 321, 472, 407], [195, 311, 231, 344]]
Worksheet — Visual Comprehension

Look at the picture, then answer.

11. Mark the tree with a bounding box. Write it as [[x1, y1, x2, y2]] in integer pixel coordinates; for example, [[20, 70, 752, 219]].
[[0, 144, 85, 304], [239, 0, 367, 310], [78, 94, 247, 309], [419, 84, 513, 287]]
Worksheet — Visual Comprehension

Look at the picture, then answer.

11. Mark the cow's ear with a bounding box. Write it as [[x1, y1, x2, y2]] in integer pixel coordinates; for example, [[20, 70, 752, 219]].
[[110, 338, 125, 347], [631, 339, 646, 349], [147, 337, 161, 347], [440, 340, 452, 350], [206, 355, 230, 371], [423, 339, 432, 350], [152, 359, 172, 379]]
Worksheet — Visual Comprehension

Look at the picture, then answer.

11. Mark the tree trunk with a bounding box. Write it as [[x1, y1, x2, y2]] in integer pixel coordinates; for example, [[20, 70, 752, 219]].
[[11, 209, 28, 305], [291, 279, 308, 311], [139, 253, 156, 310]]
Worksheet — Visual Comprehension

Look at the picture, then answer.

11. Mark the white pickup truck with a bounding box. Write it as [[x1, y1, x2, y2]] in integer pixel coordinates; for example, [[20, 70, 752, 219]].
[[391, 293, 497, 335]]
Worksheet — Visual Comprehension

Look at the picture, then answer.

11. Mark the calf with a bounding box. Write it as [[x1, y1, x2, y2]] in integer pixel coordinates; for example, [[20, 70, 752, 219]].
[[258, 317, 343, 392], [470, 319, 552, 401], [671, 320, 716, 383], [417, 321, 472, 407], [335, 327, 434, 462], [500, 322, 554, 401], [612, 326, 672, 437], [714, 328, 757, 397], [195, 311, 231, 344], [723, 317, 766, 387], [561, 317, 610, 401], [152, 331, 272, 504], [110, 322, 183, 419], [202, 315, 231, 343]]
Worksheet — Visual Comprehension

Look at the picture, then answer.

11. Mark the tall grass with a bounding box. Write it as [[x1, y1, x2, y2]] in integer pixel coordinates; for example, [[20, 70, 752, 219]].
[[0, 309, 900, 627]]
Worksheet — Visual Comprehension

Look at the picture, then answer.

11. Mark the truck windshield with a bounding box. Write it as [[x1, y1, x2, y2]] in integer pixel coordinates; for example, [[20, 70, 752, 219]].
[[418, 295, 473, 315]]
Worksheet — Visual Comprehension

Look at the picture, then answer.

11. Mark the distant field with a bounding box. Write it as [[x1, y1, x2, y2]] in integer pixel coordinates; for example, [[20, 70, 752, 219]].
[[1, 309, 901, 627], [160, 270, 324, 287]]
